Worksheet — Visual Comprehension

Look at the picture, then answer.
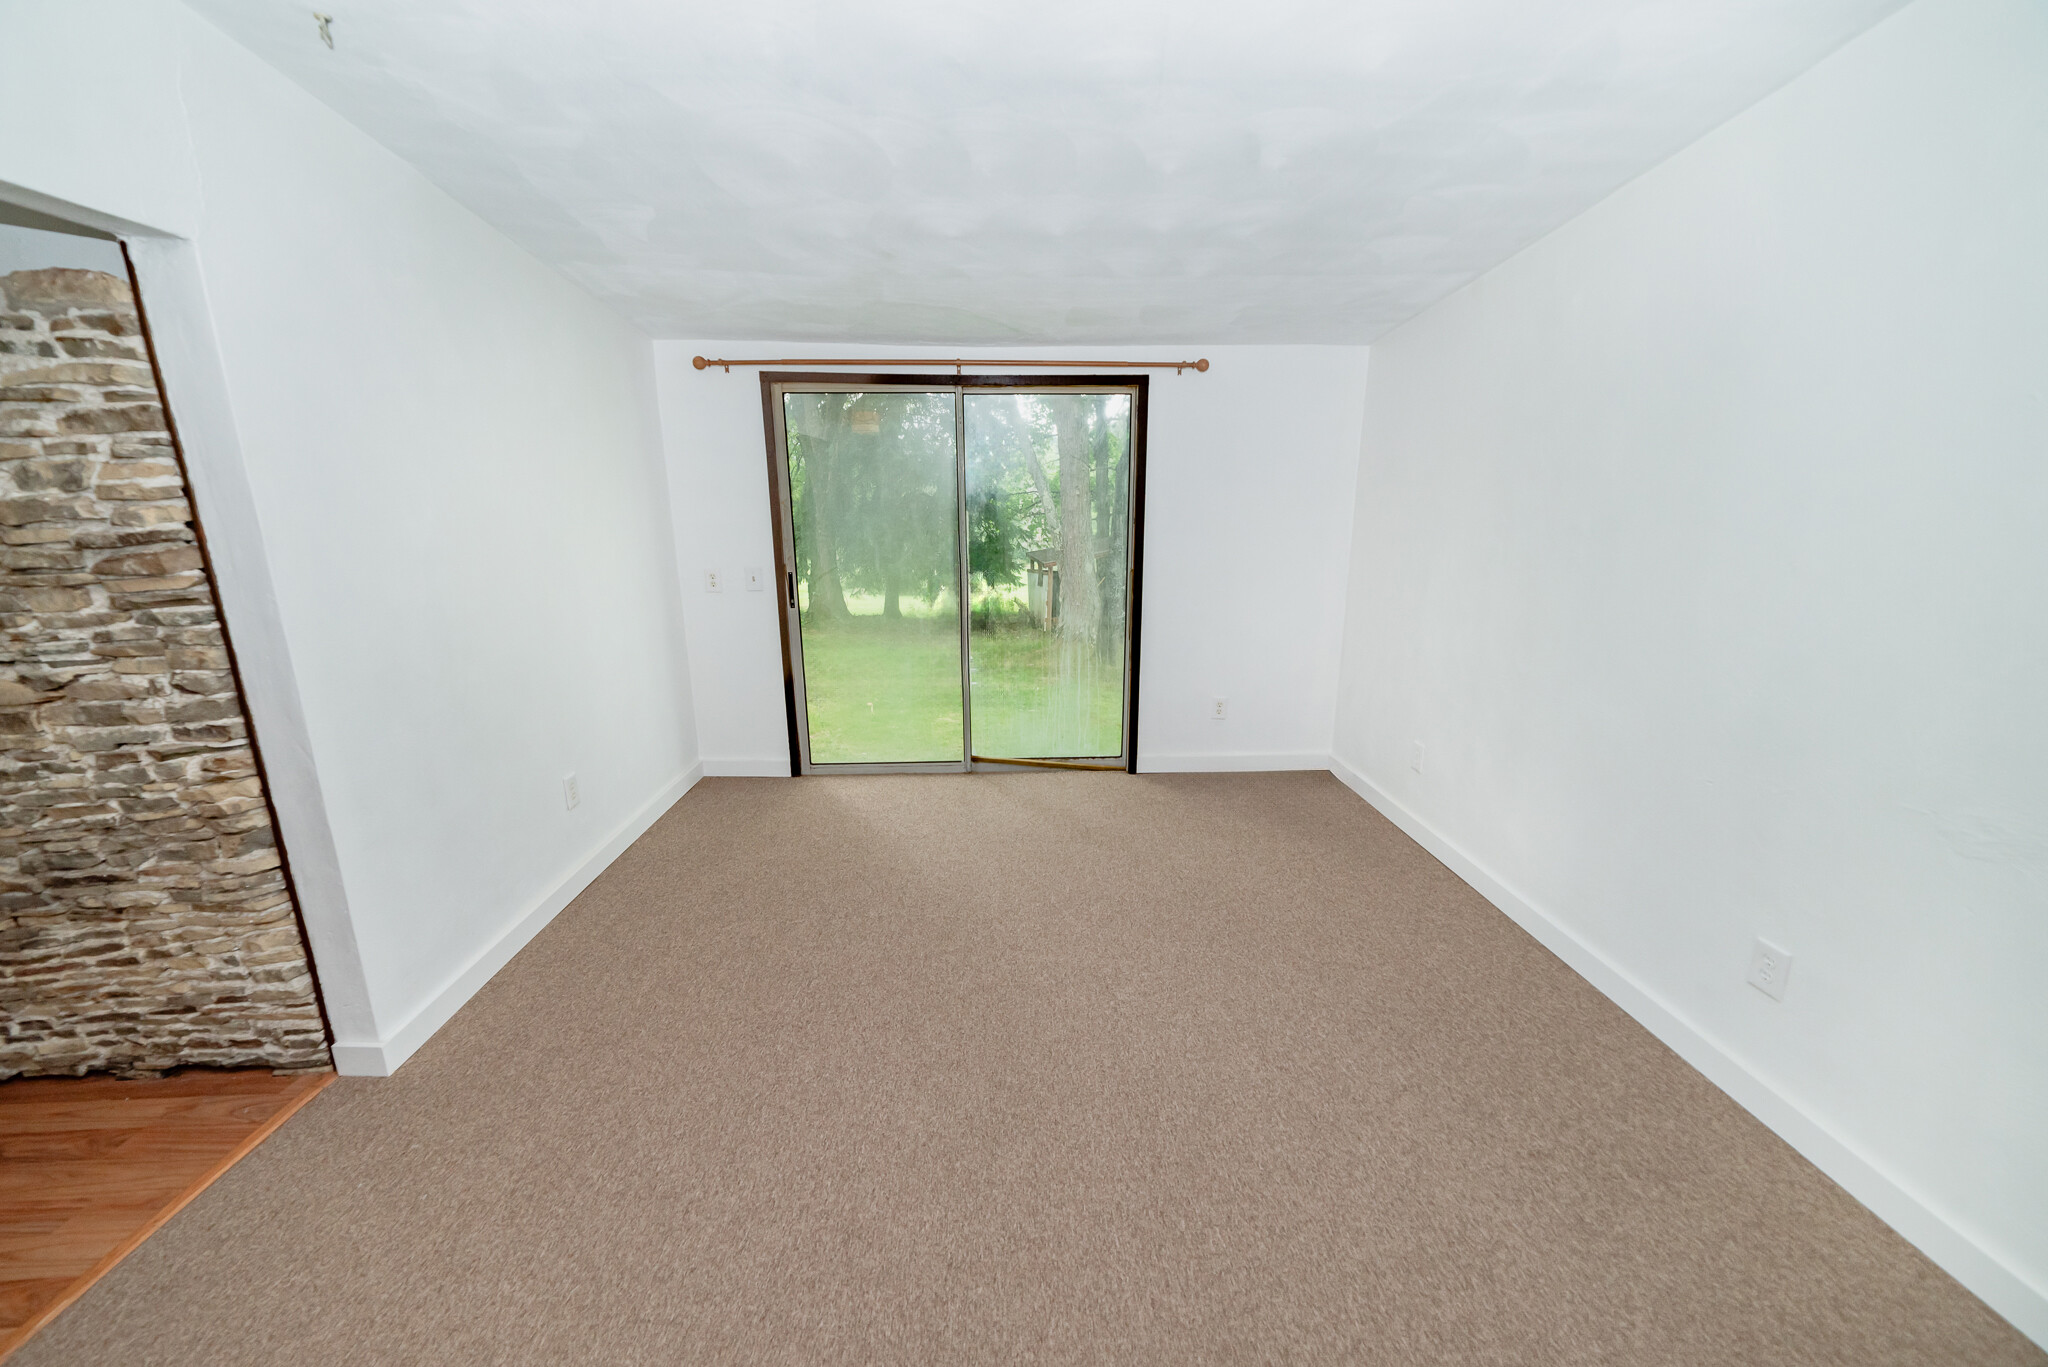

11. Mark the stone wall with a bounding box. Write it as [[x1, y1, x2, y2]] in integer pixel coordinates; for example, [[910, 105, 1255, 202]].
[[0, 267, 329, 1077]]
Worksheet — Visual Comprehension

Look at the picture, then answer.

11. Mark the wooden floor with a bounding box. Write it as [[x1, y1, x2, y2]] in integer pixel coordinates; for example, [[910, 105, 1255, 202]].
[[0, 1068, 331, 1362]]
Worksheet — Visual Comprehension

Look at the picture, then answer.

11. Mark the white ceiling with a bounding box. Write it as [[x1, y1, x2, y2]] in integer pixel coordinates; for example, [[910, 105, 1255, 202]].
[[187, 0, 1905, 344]]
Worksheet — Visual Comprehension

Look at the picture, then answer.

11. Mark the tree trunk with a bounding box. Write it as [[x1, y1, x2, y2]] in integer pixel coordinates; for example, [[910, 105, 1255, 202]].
[[1014, 396, 1061, 546], [1100, 428, 1128, 649], [804, 431, 850, 620], [1024, 444, 1060, 545], [1055, 404, 1096, 652]]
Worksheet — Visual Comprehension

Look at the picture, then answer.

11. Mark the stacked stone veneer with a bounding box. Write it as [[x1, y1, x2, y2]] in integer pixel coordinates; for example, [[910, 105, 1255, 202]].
[[0, 268, 328, 1078]]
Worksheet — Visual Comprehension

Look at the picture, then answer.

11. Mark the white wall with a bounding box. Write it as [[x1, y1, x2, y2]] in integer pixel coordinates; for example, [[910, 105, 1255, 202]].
[[654, 344, 1369, 773], [0, 1, 698, 1073], [0, 222, 124, 276], [1332, 0, 2046, 1342]]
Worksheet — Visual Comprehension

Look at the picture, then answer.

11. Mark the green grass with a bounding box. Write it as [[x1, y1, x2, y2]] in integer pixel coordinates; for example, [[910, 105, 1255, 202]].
[[797, 591, 1125, 764], [798, 613, 964, 764], [966, 621, 1125, 760]]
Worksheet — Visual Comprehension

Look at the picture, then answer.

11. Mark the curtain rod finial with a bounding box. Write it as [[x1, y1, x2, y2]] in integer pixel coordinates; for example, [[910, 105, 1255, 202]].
[[692, 355, 709, 370], [1195, 358, 1209, 372]]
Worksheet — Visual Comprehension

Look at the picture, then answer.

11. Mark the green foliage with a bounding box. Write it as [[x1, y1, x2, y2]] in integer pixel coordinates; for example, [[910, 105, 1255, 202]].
[[785, 389, 1131, 629], [787, 391, 957, 617], [967, 491, 1020, 586]]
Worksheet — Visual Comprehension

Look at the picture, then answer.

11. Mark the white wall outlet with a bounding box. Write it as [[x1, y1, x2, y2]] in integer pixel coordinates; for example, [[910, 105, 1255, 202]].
[[744, 566, 765, 591], [1747, 938, 1793, 1001], [562, 772, 580, 811], [1411, 741, 1425, 774], [705, 569, 723, 593], [1211, 697, 1228, 721]]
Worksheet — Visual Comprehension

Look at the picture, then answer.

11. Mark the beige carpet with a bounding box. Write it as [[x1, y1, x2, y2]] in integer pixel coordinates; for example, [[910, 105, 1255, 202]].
[[18, 773, 2040, 1365]]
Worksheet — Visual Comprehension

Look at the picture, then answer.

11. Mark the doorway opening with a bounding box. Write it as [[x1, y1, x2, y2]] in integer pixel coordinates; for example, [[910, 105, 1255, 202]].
[[762, 374, 1147, 775], [1, 206, 335, 1356]]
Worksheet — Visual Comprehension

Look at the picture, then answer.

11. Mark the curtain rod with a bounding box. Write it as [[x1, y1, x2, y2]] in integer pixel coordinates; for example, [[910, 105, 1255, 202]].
[[692, 355, 1209, 374]]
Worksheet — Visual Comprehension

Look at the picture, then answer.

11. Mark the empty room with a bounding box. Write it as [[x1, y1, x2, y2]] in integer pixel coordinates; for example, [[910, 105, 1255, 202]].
[[1, 0, 2042, 1362]]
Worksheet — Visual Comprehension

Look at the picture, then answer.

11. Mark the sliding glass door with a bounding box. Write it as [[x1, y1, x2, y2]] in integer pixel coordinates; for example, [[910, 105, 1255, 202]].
[[767, 376, 1145, 774], [963, 392, 1134, 763], [779, 389, 965, 766]]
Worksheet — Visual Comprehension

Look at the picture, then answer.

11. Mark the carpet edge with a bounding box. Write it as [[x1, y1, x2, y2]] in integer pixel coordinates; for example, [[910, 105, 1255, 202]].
[[329, 762, 704, 1078], [1326, 754, 2048, 1351]]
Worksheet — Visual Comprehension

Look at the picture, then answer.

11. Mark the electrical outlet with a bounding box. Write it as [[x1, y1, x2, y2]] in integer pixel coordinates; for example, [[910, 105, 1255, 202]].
[[744, 566, 765, 591], [1411, 741, 1425, 774], [1747, 938, 1793, 1001], [563, 772, 580, 811], [705, 569, 723, 593], [1211, 697, 1227, 721]]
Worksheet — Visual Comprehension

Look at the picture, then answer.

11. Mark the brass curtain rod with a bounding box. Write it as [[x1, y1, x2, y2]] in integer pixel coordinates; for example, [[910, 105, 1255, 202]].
[[692, 355, 1209, 374]]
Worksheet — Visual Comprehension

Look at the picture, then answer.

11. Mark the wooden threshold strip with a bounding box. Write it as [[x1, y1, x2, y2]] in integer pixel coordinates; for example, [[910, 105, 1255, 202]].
[[971, 754, 1125, 772], [0, 1072, 334, 1364]]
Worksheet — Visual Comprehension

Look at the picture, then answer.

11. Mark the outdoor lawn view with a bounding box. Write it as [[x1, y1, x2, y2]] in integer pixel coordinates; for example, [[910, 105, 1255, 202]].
[[782, 388, 1135, 765]]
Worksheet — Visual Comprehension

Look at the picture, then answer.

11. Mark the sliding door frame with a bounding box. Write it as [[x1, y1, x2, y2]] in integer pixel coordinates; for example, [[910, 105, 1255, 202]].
[[759, 372, 1148, 777]]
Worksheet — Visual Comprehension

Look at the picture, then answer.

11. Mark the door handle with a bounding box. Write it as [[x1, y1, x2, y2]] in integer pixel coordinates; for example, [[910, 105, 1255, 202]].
[[787, 571, 796, 609]]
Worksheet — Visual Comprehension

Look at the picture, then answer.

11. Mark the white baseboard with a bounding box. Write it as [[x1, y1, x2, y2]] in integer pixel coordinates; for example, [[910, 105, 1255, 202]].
[[1326, 755, 2047, 1349], [1138, 751, 1332, 773], [329, 762, 703, 1078], [702, 757, 792, 777]]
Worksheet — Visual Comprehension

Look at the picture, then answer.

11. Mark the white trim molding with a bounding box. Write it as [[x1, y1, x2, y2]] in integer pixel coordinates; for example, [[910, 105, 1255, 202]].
[[329, 763, 702, 1076], [125, 234, 383, 1044], [1326, 755, 2048, 1349]]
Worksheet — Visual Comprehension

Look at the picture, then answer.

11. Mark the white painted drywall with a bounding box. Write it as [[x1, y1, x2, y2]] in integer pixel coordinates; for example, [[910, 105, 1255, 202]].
[[0, 223, 124, 276], [0, 5, 203, 238], [1333, 0, 2047, 1341], [0, 1, 698, 1071], [655, 344, 1369, 773]]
